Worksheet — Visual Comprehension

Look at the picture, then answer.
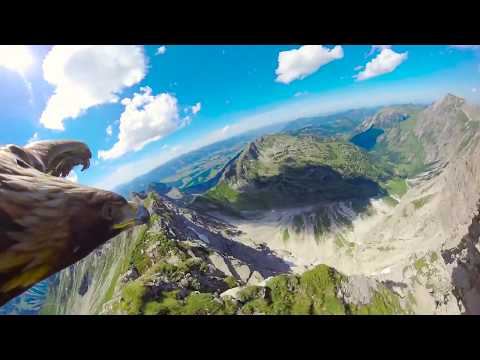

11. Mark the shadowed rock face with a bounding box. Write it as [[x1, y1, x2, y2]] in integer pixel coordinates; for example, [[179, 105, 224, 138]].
[[225, 164, 383, 212], [148, 195, 292, 277], [198, 134, 387, 214], [442, 205, 480, 314]]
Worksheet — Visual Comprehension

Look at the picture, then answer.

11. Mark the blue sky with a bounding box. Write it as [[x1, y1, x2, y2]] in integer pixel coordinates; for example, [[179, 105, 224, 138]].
[[0, 45, 479, 189]]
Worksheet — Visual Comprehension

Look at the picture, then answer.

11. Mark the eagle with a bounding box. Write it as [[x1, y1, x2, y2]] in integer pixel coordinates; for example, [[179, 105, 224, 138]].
[[0, 140, 149, 306]]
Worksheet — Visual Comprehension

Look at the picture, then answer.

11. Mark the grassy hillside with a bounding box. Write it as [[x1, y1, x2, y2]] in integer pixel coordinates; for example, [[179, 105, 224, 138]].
[[370, 115, 427, 178], [197, 134, 390, 212], [236, 265, 409, 315]]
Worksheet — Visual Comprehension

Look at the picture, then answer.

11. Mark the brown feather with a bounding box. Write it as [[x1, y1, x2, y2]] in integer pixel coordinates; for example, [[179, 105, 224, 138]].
[[0, 140, 144, 306]]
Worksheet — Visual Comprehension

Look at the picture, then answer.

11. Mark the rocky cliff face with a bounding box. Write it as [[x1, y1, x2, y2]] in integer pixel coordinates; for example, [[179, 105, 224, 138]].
[[442, 205, 480, 314], [414, 94, 479, 164]]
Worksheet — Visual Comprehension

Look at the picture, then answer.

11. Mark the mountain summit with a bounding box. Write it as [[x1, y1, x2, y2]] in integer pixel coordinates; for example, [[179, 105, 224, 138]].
[[432, 93, 465, 111]]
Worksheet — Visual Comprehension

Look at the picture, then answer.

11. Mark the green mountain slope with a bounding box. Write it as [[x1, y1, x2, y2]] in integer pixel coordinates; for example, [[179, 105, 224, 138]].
[[197, 134, 390, 212], [370, 114, 428, 177]]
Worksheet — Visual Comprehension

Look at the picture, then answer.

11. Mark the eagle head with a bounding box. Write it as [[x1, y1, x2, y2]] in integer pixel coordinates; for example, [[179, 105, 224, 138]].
[[0, 140, 149, 306]]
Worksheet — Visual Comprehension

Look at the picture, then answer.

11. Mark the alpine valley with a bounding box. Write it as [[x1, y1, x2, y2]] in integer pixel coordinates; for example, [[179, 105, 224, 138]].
[[10, 93, 480, 315]]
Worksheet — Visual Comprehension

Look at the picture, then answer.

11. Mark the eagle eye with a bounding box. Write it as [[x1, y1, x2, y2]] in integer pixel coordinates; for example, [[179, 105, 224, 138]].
[[102, 203, 115, 220]]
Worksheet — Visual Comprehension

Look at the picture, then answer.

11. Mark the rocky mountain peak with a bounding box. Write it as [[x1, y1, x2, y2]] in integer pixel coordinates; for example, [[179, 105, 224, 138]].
[[432, 93, 465, 112]]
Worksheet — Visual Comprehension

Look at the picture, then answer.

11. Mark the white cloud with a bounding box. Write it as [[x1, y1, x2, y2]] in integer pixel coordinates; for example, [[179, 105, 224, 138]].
[[355, 48, 408, 81], [39, 45, 147, 130], [275, 45, 344, 84], [98, 86, 195, 160], [0, 45, 34, 75], [473, 88, 478, 93], [354, 65, 363, 71], [66, 170, 78, 183], [183, 102, 202, 117], [191, 102, 201, 114], [221, 125, 230, 134], [0, 46, 35, 103], [27, 132, 39, 144], [106, 125, 113, 136], [367, 45, 392, 56], [156, 46, 167, 55], [294, 91, 308, 97], [183, 115, 192, 126]]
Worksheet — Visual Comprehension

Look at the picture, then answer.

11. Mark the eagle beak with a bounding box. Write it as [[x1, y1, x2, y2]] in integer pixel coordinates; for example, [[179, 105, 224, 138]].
[[81, 158, 90, 172], [134, 203, 150, 225], [112, 202, 150, 230]]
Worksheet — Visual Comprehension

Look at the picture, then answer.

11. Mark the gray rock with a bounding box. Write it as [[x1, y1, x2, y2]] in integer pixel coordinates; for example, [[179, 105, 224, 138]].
[[121, 267, 139, 283], [247, 271, 264, 286], [208, 253, 233, 277], [231, 260, 251, 282], [338, 275, 379, 306]]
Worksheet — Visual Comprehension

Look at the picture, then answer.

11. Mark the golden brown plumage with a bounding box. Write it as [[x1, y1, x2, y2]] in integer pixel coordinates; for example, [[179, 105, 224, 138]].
[[0, 140, 148, 306]]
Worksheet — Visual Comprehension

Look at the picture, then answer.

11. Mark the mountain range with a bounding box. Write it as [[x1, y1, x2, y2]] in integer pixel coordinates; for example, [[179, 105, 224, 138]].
[[5, 93, 480, 315]]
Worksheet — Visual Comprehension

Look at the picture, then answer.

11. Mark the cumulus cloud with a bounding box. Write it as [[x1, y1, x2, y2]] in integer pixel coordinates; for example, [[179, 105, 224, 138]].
[[355, 48, 408, 81], [0, 45, 35, 103], [275, 45, 344, 84], [183, 102, 202, 117], [98, 87, 195, 160], [367, 45, 392, 57], [39, 45, 147, 130], [0, 45, 33, 74], [106, 125, 113, 136], [156, 46, 167, 55], [183, 115, 193, 127], [66, 170, 78, 183], [191, 102, 201, 114]]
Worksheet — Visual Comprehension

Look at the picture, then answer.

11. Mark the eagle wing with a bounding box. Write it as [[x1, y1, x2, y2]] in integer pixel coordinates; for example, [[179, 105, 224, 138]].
[[0, 141, 92, 305]]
